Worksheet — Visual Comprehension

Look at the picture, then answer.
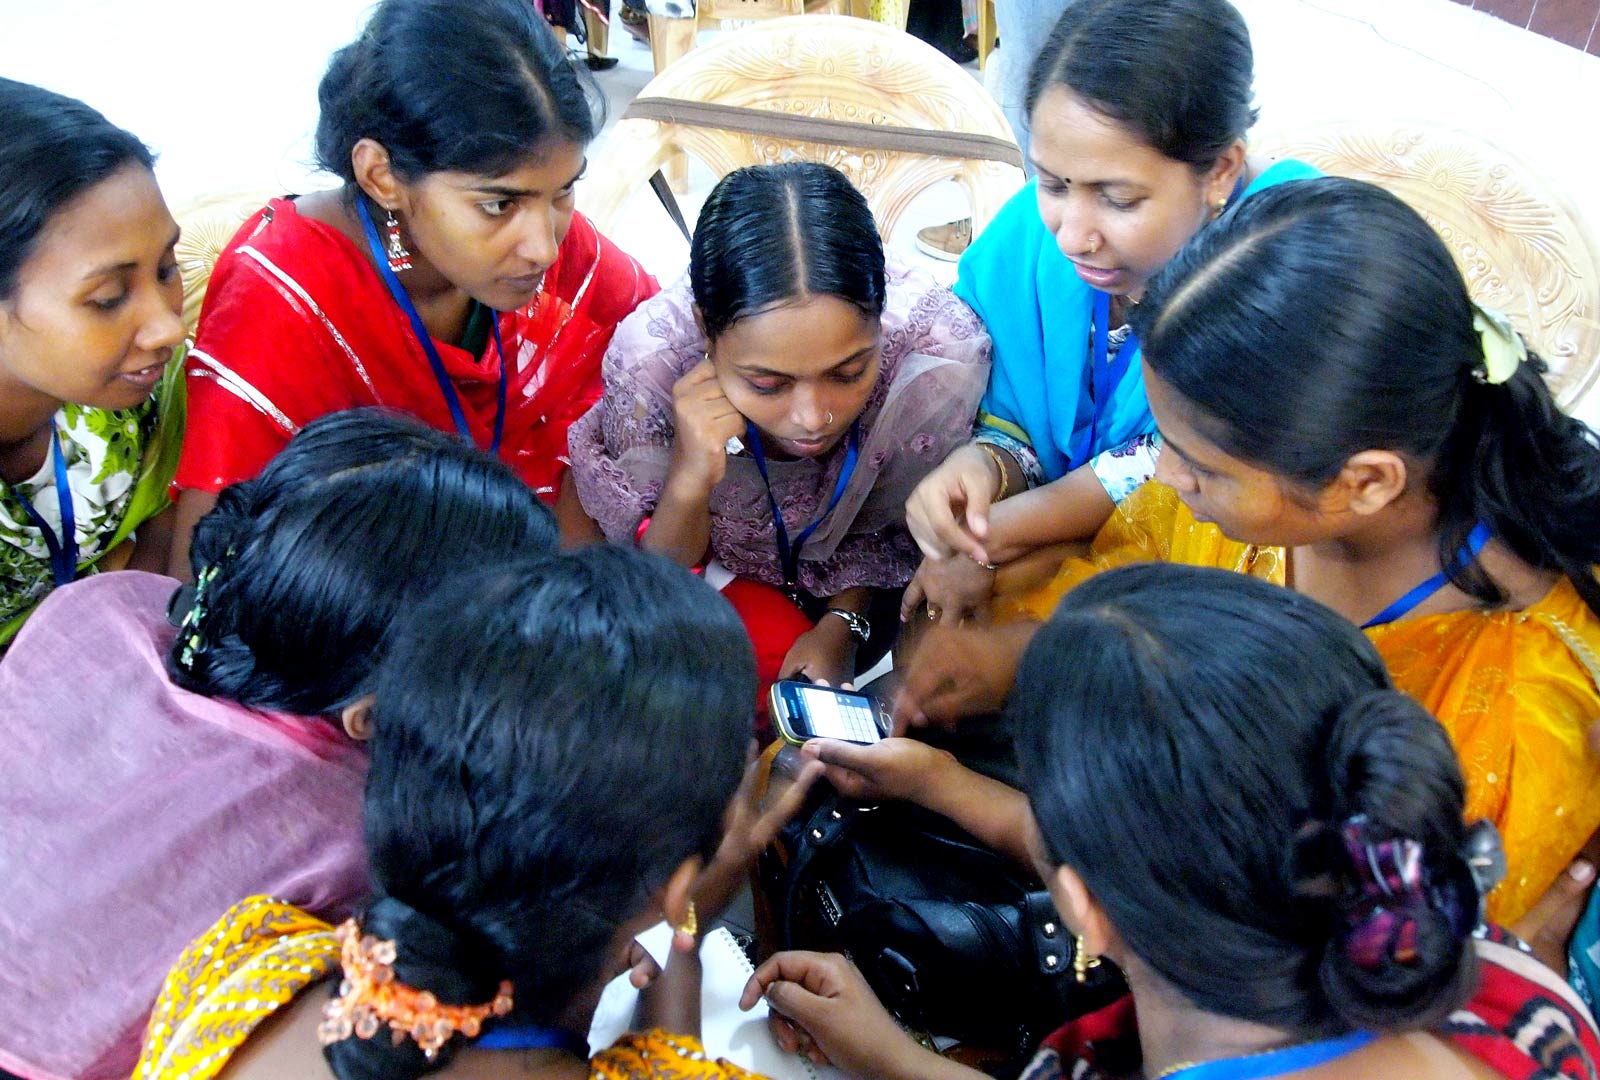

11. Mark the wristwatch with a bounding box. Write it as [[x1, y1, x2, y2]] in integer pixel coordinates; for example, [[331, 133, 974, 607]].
[[825, 608, 872, 645]]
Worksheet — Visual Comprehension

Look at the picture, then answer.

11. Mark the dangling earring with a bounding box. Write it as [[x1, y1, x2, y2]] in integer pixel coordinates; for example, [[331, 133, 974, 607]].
[[1073, 933, 1102, 984], [676, 902, 698, 940], [385, 209, 413, 272]]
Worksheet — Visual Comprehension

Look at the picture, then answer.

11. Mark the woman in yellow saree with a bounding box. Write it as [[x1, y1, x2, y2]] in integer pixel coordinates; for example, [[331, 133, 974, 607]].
[[882, 177, 1600, 926], [136, 547, 815, 1080]]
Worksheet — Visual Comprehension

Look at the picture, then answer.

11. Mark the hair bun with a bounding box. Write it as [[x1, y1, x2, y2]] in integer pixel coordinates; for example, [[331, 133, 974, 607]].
[[321, 895, 506, 1080], [1314, 692, 1475, 1031], [357, 896, 502, 1003]]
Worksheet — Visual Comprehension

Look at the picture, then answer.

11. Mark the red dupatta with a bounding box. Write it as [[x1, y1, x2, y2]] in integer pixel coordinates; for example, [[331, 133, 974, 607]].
[[177, 198, 656, 499]]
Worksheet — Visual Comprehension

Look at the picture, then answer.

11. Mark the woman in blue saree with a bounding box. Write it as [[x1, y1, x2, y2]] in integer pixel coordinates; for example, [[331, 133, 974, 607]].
[[902, 0, 1317, 624]]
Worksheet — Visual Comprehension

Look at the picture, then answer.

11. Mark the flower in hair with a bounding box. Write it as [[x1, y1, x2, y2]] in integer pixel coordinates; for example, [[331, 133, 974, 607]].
[[317, 918, 513, 1060], [1470, 303, 1527, 385]]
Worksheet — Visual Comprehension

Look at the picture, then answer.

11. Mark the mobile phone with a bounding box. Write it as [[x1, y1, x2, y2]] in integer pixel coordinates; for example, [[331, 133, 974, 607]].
[[769, 680, 889, 746]]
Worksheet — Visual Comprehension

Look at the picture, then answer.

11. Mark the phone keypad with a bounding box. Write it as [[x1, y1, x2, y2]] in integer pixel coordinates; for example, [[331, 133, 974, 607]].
[[799, 687, 881, 743]]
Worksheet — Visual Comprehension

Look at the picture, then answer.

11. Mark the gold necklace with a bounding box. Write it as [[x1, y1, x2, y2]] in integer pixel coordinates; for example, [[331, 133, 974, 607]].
[[1146, 1038, 1321, 1080]]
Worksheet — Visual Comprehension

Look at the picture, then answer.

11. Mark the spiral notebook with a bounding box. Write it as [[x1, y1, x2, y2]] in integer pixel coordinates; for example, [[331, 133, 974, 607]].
[[587, 925, 848, 1080]]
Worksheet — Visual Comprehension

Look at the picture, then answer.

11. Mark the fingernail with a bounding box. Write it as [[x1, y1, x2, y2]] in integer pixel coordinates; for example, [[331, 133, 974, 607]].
[[1573, 860, 1596, 884]]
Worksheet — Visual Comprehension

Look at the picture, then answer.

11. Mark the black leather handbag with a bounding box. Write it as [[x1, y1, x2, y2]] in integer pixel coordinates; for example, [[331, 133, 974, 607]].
[[759, 784, 1125, 1074]]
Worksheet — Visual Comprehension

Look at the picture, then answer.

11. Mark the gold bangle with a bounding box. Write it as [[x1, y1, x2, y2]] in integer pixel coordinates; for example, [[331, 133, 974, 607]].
[[977, 442, 1011, 502]]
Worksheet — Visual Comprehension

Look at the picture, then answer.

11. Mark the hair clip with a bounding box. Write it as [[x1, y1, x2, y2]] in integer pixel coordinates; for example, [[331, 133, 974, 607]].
[[1470, 303, 1526, 385], [171, 547, 236, 671], [1459, 818, 1506, 911], [166, 583, 198, 628], [176, 563, 222, 670], [1337, 815, 1428, 969], [317, 919, 513, 1060], [1335, 814, 1488, 971]]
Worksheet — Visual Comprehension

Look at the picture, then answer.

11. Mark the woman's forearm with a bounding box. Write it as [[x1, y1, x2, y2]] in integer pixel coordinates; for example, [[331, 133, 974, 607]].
[[824, 586, 871, 616], [636, 946, 702, 1039], [880, 1044, 994, 1080], [915, 753, 1036, 871], [969, 441, 1027, 504], [640, 471, 715, 568], [982, 464, 1114, 564]]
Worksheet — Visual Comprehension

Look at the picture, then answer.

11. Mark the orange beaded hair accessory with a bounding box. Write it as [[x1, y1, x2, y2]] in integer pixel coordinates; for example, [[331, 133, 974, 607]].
[[317, 917, 513, 1060]]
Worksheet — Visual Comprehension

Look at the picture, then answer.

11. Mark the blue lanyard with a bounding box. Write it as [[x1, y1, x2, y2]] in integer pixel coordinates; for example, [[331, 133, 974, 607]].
[[355, 199, 507, 453], [1361, 523, 1493, 629], [1071, 290, 1139, 467], [1160, 1031, 1374, 1079], [746, 420, 861, 596], [475, 1023, 589, 1055], [7, 419, 78, 588]]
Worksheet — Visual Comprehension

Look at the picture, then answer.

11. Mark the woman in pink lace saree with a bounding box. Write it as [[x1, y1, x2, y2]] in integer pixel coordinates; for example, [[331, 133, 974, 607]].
[[567, 165, 989, 712]]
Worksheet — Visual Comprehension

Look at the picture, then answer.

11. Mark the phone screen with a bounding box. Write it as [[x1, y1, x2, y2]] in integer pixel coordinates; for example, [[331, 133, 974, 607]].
[[790, 684, 882, 744]]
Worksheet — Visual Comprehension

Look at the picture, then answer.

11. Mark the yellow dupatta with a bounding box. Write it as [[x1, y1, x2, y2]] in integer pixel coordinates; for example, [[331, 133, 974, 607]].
[[136, 896, 766, 1080]]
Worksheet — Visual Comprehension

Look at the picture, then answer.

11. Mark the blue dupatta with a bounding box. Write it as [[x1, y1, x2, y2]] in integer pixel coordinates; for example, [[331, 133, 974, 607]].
[[954, 159, 1321, 482]]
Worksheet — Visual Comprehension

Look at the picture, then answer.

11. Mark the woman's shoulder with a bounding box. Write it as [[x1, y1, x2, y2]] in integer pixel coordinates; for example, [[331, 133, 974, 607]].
[[956, 179, 1075, 287], [551, 211, 661, 321], [964, 180, 1046, 257], [196, 196, 374, 336], [2, 570, 173, 670], [1450, 927, 1600, 1077], [29, 568, 175, 624], [881, 256, 990, 366], [604, 274, 704, 379], [210, 196, 366, 279], [1243, 157, 1322, 196], [1370, 574, 1600, 705]]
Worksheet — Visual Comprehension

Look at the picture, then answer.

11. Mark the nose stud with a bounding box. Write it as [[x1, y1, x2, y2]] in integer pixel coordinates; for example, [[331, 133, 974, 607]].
[[1086, 235, 1103, 255]]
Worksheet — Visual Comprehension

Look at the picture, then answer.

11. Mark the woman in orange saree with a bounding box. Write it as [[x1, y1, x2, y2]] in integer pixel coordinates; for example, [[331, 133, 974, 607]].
[[884, 177, 1600, 925]]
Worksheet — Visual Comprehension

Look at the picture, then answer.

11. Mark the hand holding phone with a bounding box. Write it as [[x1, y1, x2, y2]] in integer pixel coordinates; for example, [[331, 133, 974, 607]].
[[769, 680, 889, 746], [799, 735, 955, 804]]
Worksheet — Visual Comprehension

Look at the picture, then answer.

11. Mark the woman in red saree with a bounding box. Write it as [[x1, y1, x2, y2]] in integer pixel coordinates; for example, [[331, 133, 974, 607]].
[[171, 0, 655, 563]]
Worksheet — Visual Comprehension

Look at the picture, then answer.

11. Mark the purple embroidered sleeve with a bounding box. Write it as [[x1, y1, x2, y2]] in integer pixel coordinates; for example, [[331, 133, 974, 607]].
[[566, 281, 702, 543]]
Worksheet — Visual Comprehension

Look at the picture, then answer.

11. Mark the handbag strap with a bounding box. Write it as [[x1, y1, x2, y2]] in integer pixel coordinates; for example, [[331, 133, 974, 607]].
[[1026, 891, 1071, 976], [779, 791, 864, 948]]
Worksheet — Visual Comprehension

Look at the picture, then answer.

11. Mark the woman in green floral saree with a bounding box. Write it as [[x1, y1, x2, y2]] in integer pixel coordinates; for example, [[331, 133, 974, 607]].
[[0, 79, 187, 644]]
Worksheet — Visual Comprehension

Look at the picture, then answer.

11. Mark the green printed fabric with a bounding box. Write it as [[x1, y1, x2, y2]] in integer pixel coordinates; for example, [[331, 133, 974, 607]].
[[0, 349, 187, 643]]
